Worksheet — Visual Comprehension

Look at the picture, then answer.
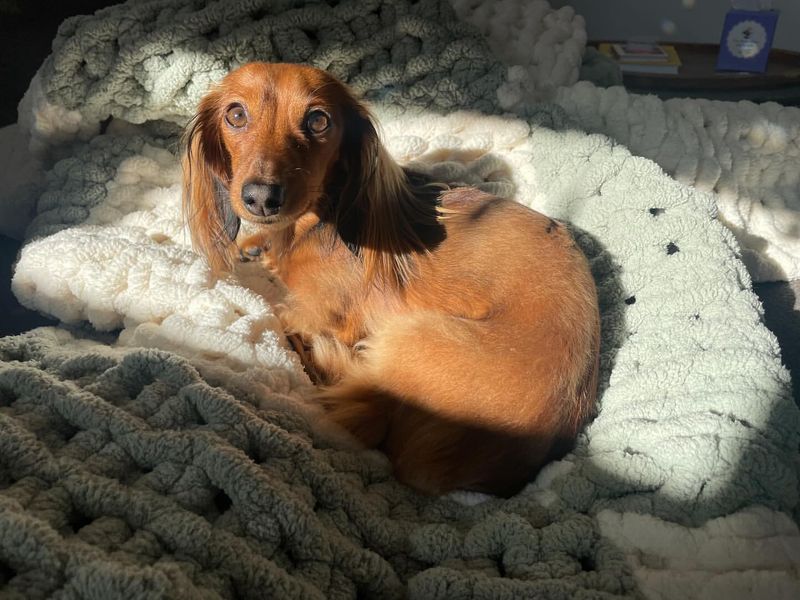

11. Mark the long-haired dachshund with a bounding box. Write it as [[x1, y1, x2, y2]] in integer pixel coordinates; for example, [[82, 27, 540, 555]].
[[183, 62, 600, 497]]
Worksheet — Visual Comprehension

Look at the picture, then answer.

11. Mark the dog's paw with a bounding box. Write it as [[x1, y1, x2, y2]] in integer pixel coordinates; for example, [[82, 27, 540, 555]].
[[237, 233, 271, 262], [238, 245, 263, 261]]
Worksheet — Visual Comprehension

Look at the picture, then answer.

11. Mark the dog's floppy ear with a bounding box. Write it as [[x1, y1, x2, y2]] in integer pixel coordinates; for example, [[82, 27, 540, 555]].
[[182, 90, 240, 272], [334, 93, 440, 287]]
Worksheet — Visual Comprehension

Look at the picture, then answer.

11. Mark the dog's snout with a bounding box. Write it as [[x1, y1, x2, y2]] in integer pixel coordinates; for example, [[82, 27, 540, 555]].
[[242, 182, 285, 217]]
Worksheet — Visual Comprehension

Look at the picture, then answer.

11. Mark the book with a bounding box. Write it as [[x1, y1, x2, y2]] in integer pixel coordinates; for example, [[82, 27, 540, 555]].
[[612, 42, 668, 61], [617, 63, 679, 75], [598, 43, 682, 75]]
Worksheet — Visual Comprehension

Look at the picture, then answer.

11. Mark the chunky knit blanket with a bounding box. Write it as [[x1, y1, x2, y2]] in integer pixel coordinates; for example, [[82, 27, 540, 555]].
[[447, 0, 800, 283], [556, 84, 800, 283], [2, 325, 641, 600], [3, 1, 800, 599]]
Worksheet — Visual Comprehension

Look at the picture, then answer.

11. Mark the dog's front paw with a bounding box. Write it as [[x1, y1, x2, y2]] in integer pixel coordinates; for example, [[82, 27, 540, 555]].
[[239, 245, 263, 260], [237, 233, 271, 262]]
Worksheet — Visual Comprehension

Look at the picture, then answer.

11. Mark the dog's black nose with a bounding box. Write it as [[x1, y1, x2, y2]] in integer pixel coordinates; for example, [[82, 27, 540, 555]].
[[241, 182, 285, 217]]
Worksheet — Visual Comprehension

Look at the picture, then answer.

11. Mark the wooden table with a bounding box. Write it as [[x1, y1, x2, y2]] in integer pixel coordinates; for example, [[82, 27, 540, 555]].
[[592, 42, 800, 104]]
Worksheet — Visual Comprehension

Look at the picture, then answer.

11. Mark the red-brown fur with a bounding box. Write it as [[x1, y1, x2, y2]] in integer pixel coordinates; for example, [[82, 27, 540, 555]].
[[183, 62, 600, 496]]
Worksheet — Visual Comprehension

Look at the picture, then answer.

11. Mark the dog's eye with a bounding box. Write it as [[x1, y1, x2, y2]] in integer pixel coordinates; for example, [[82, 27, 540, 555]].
[[225, 104, 248, 128], [305, 110, 330, 135]]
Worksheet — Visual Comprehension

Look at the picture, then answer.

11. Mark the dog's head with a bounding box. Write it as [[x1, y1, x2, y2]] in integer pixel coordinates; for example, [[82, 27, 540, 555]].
[[183, 62, 384, 271]]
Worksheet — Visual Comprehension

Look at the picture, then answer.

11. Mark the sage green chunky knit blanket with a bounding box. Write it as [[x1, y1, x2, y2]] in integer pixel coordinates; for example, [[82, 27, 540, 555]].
[[0, 328, 635, 599], [34, 0, 504, 132], [4, 1, 800, 599]]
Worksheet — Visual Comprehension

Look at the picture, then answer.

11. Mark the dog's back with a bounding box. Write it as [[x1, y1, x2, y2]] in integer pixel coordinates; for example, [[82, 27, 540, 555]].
[[319, 188, 600, 496]]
